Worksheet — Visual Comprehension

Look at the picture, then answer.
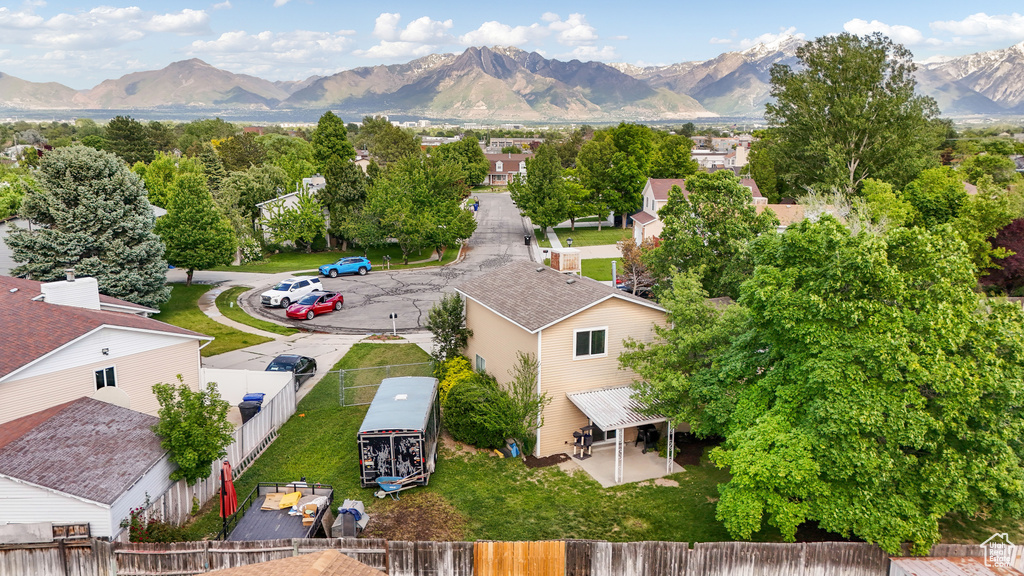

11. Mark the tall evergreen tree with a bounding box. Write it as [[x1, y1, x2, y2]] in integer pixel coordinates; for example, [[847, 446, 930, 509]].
[[155, 173, 236, 286], [5, 146, 170, 307], [311, 111, 364, 247], [105, 115, 156, 165]]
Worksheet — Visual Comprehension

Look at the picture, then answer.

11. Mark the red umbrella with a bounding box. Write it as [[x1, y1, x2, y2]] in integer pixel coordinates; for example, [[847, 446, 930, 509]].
[[220, 461, 237, 519]]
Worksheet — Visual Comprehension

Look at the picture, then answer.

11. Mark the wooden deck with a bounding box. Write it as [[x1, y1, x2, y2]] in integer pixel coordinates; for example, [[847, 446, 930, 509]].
[[226, 483, 333, 542]]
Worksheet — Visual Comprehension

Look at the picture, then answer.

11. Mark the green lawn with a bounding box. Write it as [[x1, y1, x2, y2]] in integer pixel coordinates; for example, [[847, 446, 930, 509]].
[[533, 228, 552, 248], [553, 226, 630, 247], [215, 286, 299, 336], [211, 246, 459, 274], [581, 258, 623, 282], [182, 342, 1020, 545], [152, 284, 273, 357]]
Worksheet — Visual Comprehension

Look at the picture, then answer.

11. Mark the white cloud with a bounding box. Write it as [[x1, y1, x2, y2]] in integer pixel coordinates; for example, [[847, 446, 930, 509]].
[[547, 13, 597, 46], [459, 21, 547, 46], [844, 18, 926, 45], [360, 13, 454, 59], [145, 9, 211, 35], [213, 1, 232, 9], [540, 12, 559, 23], [190, 29, 356, 62], [563, 45, 617, 61], [0, 7, 44, 28], [930, 12, 1024, 41], [272, 0, 290, 6], [709, 37, 734, 45]]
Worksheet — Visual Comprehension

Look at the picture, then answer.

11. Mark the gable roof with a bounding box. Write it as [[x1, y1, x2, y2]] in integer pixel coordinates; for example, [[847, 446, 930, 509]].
[[646, 178, 688, 201], [740, 178, 763, 198], [0, 275, 209, 381], [456, 261, 664, 334], [205, 549, 386, 576], [485, 153, 530, 173], [0, 397, 165, 505]]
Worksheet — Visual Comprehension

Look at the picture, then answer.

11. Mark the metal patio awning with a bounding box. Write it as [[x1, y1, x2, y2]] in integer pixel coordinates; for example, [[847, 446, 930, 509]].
[[566, 385, 674, 485], [566, 385, 666, 431]]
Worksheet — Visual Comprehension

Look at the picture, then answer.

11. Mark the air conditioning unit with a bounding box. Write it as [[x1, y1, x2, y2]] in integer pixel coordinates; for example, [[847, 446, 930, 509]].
[[549, 248, 581, 274]]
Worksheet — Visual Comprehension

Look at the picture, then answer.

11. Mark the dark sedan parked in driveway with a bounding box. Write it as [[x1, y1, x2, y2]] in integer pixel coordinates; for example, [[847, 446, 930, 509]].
[[266, 354, 317, 391]]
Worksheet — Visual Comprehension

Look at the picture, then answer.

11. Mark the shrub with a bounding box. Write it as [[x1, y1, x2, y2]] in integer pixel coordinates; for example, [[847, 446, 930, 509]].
[[239, 236, 263, 264], [438, 356, 474, 405], [442, 373, 509, 449], [119, 496, 189, 543]]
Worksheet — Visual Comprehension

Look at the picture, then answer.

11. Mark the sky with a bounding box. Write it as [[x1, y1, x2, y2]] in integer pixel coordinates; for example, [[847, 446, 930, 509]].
[[2, 1, 1024, 89]]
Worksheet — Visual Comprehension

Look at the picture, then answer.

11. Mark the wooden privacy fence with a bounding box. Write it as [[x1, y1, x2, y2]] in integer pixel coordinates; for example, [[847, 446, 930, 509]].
[[2, 538, 1021, 576]]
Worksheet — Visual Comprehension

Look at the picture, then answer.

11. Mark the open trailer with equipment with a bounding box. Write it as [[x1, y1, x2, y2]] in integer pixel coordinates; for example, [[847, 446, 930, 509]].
[[357, 376, 440, 490]]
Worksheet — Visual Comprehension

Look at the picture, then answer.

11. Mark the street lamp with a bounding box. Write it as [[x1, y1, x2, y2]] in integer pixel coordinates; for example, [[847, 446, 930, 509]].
[[566, 237, 573, 247]]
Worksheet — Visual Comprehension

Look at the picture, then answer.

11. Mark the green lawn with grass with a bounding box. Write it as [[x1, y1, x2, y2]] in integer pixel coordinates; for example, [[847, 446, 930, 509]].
[[211, 247, 459, 274], [533, 228, 552, 248], [581, 258, 622, 282], [181, 342, 1022, 544], [215, 287, 299, 336], [553, 226, 630, 247], [152, 284, 273, 357]]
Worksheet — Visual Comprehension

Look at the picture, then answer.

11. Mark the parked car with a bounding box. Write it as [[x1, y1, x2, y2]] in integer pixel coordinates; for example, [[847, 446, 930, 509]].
[[286, 291, 344, 320], [260, 277, 322, 307], [265, 354, 317, 391], [319, 256, 372, 278], [615, 279, 655, 299]]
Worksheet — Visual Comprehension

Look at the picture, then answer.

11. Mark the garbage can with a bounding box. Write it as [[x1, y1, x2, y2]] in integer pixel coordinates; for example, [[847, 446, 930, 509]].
[[524, 234, 532, 246], [238, 400, 261, 424], [242, 392, 265, 404]]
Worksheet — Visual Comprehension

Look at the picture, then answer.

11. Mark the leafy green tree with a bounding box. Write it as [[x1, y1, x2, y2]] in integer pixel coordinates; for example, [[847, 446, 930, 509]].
[[960, 153, 1020, 186], [861, 178, 914, 229], [766, 33, 942, 194], [259, 133, 316, 189], [434, 136, 489, 186], [652, 171, 779, 299], [0, 166, 35, 219], [576, 124, 653, 228], [562, 168, 604, 231], [197, 143, 228, 193], [310, 111, 364, 248], [903, 166, 967, 227], [152, 378, 235, 485], [358, 115, 420, 166], [499, 352, 550, 455], [215, 132, 266, 172], [650, 133, 698, 179], [105, 115, 156, 165], [5, 146, 170, 307], [259, 189, 326, 253], [147, 121, 177, 153], [745, 130, 788, 203], [178, 118, 239, 153], [220, 165, 290, 231], [425, 292, 473, 365], [508, 144, 568, 233], [132, 152, 203, 208], [155, 173, 236, 286], [701, 218, 1024, 554]]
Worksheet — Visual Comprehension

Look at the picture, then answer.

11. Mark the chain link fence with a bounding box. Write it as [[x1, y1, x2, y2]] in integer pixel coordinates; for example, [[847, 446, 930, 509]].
[[333, 361, 435, 406]]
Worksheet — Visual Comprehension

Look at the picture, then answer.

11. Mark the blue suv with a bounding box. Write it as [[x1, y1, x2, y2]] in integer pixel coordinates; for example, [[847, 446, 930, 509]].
[[319, 256, 372, 278]]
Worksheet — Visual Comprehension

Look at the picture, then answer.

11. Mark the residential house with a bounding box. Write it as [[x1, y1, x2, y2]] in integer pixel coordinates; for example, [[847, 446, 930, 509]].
[[0, 274, 210, 426], [255, 175, 330, 244], [455, 261, 668, 466], [632, 177, 766, 243], [483, 153, 529, 186], [0, 397, 177, 540]]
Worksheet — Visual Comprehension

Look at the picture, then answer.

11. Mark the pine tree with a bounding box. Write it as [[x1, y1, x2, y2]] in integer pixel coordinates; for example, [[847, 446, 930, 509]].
[[155, 173, 236, 286], [5, 146, 171, 307]]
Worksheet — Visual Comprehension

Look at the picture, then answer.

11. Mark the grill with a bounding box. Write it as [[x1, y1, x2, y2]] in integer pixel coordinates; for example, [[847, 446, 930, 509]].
[[261, 296, 272, 305]]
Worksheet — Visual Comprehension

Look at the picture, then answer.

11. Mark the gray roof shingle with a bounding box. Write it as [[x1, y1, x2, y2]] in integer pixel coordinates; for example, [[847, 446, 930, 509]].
[[0, 397, 166, 505], [456, 261, 663, 333]]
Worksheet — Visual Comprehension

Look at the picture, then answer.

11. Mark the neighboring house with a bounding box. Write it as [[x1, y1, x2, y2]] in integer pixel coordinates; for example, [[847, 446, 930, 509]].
[[632, 177, 766, 243], [0, 397, 176, 540], [483, 153, 529, 186], [0, 274, 211, 426], [756, 203, 806, 232], [455, 261, 668, 461], [255, 178, 330, 245]]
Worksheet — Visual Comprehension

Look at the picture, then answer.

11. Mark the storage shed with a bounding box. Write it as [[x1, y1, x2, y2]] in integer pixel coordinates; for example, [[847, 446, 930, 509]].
[[357, 377, 440, 487]]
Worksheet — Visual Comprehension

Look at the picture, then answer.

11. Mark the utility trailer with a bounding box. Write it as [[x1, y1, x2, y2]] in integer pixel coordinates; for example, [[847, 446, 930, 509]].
[[358, 376, 440, 488]]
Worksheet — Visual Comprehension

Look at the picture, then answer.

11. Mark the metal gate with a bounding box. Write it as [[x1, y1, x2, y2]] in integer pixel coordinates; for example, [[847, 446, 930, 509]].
[[336, 361, 434, 406]]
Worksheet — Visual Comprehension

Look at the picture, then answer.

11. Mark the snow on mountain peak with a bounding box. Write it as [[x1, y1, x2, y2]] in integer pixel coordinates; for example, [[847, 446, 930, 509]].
[[740, 34, 803, 59]]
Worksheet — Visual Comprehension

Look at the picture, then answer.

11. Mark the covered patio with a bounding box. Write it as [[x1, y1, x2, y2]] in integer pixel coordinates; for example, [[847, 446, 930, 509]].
[[566, 385, 683, 486]]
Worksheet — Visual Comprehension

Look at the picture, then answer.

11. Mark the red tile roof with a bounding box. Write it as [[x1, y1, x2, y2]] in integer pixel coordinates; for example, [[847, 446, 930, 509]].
[[0, 397, 165, 505], [0, 275, 208, 380]]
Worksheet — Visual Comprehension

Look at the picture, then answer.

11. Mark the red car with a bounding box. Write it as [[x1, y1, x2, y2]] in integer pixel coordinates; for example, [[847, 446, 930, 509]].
[[285, 291, 344, 320]]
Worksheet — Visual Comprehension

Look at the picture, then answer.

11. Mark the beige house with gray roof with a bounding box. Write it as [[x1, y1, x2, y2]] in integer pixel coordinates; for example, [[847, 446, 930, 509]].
[[455, 261, 668, 468]]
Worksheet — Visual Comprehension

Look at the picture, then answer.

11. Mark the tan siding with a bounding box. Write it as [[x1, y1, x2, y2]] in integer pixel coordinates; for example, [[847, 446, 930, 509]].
[[537, 299, 665, 456], [646, 220, 665, 240], [0, 340, 201, 424], [463, 299, 538, 386]]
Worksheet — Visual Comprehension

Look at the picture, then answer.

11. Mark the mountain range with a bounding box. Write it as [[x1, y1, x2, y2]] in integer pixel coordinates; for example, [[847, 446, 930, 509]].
[[2, 39, 1024, 120]]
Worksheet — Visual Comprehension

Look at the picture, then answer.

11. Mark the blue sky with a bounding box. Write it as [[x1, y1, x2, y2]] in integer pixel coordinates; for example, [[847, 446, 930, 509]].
[[2, 1, 1024, 89]]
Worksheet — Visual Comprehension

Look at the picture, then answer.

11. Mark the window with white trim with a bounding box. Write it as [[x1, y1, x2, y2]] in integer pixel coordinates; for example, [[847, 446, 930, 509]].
[[475, 354, 486, 372], [496, 161, 503, 172], [573, 327, 607, 359], [95, 366, 116, 389]]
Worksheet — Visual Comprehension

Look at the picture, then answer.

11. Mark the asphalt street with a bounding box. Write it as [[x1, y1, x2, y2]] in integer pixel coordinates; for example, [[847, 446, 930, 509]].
[[175, 192, 536, 334]]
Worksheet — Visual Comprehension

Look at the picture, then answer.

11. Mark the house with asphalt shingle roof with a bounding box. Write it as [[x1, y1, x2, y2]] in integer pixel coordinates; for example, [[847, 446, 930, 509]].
[[0, 397, 175, 540], [455, 261, 667, 460], [0, 274, 211, 426]]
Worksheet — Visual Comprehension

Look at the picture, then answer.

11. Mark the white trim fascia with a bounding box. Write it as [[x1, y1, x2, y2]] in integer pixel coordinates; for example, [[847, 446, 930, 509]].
[[0, 472, 110, 508], [535, 329, 542, 458], [0, 325, 211, 383], [99, 302, 159, 316], [255, 190, 304, 208]]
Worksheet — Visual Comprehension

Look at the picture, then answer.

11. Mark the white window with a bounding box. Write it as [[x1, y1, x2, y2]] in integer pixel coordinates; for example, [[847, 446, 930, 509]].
[[95, 366, 116, 389], [496, 161, 503, 172], [475, 354, 486, 372], [519, 161, 526, 171], [573, 327, 607, 359]]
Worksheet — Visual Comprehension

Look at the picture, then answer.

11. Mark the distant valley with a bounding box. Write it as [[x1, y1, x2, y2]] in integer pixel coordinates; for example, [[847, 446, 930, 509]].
[[2, 39, 1024, 121]]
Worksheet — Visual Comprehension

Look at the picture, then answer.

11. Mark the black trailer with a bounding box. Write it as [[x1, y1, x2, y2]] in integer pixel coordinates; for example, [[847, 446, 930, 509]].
[[358, 376, 440, 488]]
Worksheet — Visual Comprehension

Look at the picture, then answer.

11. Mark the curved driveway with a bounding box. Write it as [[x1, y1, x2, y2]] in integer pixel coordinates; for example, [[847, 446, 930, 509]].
[[245, 192, 534, 333]]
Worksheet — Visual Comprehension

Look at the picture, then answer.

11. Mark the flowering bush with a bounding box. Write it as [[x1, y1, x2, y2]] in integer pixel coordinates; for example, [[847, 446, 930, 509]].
[[119, 496, 188, 543], [240, 236, 264, 264]]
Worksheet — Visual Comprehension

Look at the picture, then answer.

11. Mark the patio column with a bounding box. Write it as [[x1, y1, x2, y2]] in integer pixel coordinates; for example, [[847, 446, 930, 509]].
[[615, 430, 623, 484], [666, 420, 674, 473]]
